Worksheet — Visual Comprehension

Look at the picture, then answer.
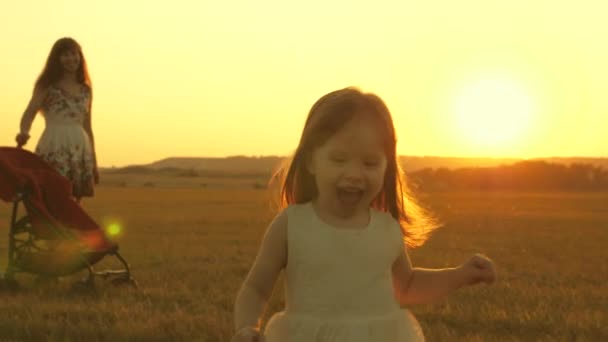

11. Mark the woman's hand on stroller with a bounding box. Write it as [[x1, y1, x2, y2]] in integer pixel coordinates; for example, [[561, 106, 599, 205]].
[[15, 132, 30, 148]]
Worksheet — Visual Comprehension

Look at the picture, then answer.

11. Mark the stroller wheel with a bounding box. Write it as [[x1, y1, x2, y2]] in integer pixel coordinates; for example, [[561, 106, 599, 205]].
[[111, 276, 138, 289]]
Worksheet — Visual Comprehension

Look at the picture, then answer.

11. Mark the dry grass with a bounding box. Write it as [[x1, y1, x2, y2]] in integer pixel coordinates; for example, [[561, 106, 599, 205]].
[[0, 185, 606, 341]]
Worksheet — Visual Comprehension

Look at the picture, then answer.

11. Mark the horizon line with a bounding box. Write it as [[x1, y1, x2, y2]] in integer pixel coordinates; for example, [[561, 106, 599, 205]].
[[99, 154, 608, 168]]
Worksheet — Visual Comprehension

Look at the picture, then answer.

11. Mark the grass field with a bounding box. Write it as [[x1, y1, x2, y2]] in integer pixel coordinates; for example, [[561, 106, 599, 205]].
[[0, 184, 606, 341]]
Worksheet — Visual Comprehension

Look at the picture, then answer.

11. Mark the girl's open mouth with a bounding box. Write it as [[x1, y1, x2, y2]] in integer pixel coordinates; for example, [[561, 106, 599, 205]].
[[336, 187, 364, 206]]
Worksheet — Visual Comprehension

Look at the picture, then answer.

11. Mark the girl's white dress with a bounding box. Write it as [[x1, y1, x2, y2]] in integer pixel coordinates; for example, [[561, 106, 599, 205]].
[[264, 202, 425, 342]]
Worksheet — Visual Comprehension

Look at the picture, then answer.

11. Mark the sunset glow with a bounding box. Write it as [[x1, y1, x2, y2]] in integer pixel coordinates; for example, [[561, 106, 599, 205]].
[[0, 0, 606, 164], [452, 76, 537, 148]]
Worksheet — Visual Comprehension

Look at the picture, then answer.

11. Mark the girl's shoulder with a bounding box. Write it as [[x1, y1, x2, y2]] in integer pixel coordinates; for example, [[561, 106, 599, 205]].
[[267, 208, 289, 233], [370, 208, 398, 225], [285, 201, 311, 210], [283, 201, 312, 216], [371, 208, 403, 239], [282, 202, 313, 232], [269, 203, 307, 228]]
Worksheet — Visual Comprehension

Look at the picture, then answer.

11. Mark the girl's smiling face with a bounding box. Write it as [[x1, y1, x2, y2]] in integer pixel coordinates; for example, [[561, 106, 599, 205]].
[[307, 114, 388, 219]]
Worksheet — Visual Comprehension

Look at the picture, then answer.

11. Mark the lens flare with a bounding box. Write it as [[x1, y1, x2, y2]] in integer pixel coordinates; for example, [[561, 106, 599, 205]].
[[106, 223, 122, 237]]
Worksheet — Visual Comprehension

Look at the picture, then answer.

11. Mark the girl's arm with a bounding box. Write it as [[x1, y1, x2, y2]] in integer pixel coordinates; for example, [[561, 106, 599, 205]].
[[16, 86, 47, 147], [234, 210, 288, 335], [392, 250, 496, 305]]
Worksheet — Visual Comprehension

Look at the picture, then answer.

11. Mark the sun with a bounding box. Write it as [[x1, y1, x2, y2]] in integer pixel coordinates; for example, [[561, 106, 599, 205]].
[[451, 76, 536, 149]]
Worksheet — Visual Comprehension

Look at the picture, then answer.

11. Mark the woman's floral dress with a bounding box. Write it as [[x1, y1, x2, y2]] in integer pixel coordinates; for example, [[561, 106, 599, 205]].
[[35, 84, 95, 198]]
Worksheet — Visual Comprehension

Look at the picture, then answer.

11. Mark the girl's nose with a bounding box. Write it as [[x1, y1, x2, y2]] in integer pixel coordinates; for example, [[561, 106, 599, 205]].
[[343, 163, 364, 180]]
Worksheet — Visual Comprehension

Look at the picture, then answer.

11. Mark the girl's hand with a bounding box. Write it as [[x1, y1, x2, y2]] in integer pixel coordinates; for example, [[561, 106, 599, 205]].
[[458, 254, 496, 286], [230, 326, 265, 342]]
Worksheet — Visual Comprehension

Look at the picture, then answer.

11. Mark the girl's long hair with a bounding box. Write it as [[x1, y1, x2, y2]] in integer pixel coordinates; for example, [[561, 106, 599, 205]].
[[270, 87, 439, 248]]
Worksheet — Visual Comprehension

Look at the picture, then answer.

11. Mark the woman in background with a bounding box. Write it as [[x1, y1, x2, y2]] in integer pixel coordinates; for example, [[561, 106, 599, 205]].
[[16, 37, 99, 202]]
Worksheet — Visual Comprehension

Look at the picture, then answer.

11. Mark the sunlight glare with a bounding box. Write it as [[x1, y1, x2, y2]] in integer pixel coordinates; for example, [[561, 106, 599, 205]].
[[452, 76, 537, 148]]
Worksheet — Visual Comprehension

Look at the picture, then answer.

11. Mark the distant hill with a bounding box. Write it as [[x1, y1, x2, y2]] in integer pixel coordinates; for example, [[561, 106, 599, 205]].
[[146, 156, 284, 174], [105, 155, 608, 173]]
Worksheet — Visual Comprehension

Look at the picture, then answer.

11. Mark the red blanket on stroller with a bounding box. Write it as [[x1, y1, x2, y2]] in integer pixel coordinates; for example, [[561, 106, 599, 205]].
[[0, 147, 111, 252]]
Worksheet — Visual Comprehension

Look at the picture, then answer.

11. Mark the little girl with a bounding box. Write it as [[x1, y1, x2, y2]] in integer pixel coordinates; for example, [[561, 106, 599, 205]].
[[232, 87, 496, 341], [15, 37, 98, 202]]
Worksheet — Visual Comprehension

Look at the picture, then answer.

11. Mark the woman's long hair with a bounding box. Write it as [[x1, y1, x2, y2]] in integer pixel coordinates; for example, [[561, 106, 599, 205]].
[[34, 37, 91, 91]]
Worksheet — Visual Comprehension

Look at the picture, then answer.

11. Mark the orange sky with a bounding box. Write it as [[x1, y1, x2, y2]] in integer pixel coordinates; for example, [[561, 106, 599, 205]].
[[1, 0, 606, 166]]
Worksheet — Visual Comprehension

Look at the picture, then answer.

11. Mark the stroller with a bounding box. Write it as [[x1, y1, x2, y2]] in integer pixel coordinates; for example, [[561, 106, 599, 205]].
[[0, 147, 136, 290]]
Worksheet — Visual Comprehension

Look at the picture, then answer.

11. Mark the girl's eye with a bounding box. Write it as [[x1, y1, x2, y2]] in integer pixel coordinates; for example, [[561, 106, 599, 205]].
[[331, 157, 346, 163], [364, 161, 379, 167]]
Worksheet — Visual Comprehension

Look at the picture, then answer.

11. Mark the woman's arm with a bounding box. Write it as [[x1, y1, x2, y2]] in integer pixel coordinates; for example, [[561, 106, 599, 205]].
[[82, 87, 99, 183], [392, 250, 495, 305], [234, 210, 288, 334], [83, 108, 95, 150], [16, 86, 47, 147], [82, 103, 99, 183]]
